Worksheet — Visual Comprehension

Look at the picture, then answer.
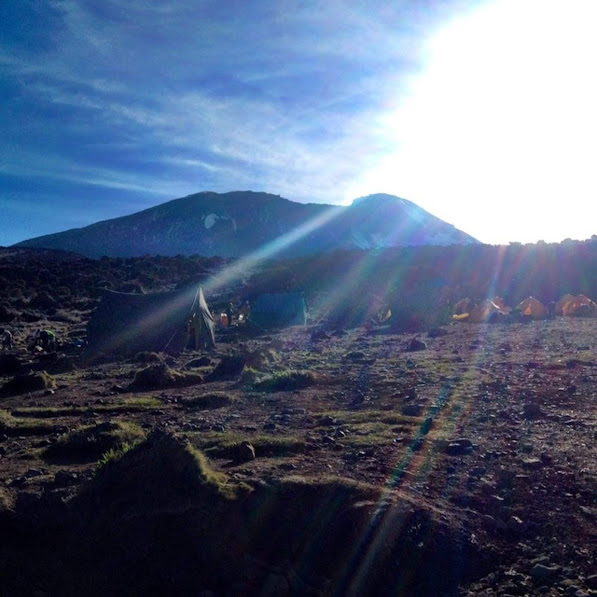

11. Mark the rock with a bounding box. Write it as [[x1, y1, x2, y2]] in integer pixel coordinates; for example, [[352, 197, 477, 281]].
[[318, 415, 337, 426], [186, 356, 213, 368], [469, 466, 487, 478], [506, 516, 525, 534], [531, 564, 561, 583], [25, 468, 44, 478], [406, 337, 427, 352], [54, 471, 79, 486], [586, 575, 597, 590], [237, 441, 255, 461], [401, 403, 424, 417], [540, 452, 553, 464], [522, 403, 543, 419], [521, 458, 543, 470], [445, 438, 474, 455]]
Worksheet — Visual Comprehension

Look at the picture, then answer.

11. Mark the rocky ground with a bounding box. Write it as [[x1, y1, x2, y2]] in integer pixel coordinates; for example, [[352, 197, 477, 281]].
[[0, 316, 595, 596]]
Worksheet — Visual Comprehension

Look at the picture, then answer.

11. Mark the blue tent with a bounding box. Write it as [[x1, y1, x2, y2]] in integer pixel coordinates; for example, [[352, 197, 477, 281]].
[[250, 293, 307, 328]]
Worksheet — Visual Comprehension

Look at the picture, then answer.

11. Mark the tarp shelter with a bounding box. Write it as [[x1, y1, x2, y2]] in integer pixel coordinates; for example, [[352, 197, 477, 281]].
[[517, 297, 547, 320], [559, 294, 597, 317], [250, 293, 307, 328], [87, 286, 215, 355]]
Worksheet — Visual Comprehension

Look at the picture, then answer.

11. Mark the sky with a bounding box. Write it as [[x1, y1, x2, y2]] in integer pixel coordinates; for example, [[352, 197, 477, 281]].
[[1, 0, 597, 247]]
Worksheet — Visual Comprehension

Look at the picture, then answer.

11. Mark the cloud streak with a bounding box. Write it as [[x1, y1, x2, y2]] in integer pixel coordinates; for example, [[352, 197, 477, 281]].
[[0, 0, 482, 245]]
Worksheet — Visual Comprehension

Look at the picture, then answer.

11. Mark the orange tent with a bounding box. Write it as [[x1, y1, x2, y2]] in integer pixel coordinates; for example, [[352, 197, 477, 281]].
[[517, 296, 547, 320], [555, 294, 575, 316], [560, 294, 597, 317]]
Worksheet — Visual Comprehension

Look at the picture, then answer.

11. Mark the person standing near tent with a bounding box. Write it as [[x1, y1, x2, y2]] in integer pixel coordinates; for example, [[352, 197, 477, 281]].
[[239, 300, 251, 323], [226, 302, 234, 327]]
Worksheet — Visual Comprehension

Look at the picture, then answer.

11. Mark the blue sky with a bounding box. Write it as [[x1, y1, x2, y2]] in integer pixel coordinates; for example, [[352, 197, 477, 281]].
[[2, 0, 596, 246]]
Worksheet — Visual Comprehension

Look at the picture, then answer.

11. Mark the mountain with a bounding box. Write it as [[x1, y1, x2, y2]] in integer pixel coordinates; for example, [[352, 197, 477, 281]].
[[14, 191, 478, 258]]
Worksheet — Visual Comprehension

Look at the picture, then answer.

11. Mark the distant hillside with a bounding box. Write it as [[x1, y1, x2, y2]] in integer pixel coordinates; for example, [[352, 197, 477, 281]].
[[14, 191, 478, 258]]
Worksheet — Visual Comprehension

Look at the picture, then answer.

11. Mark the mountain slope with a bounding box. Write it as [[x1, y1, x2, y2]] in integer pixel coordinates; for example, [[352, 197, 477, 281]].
[[14, 191, 478, 258]]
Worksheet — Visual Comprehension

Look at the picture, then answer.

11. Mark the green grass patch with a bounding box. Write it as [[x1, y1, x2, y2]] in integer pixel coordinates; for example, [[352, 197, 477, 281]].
[[255, 370, 317, 392], [186, 431, 306, 458], [97, 440, 139, 470], [276, 475, 383, 501], [45, 420, 146, 460], [11, 397, 161, 418], [314, 409, 415, 426], [183, 393, 237, 409], [0, 408, 60, 436]]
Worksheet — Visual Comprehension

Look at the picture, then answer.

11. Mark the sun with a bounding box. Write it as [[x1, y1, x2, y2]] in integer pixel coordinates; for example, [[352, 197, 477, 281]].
[[349, 0, 597, 245]]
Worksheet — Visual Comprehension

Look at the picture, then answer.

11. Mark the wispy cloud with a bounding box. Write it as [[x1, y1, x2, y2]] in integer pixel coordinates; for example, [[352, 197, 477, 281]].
[[0, 0, 477, 244]]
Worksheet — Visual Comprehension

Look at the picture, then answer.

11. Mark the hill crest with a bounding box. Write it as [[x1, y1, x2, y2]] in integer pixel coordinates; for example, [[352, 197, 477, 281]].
[[14, 191, 478, 258]]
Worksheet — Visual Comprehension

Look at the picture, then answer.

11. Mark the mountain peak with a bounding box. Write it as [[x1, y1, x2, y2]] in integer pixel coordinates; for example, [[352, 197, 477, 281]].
[[351, 193, 410, 207], [14, 191, 478, 258]]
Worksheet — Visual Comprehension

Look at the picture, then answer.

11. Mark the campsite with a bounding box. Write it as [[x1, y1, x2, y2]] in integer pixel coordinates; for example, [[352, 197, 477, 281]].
[[0, 244, 596, 596]]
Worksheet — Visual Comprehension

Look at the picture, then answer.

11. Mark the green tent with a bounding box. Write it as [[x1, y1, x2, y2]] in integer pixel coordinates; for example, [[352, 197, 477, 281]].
[[250, 293, 307, 328], [87, 286, 215, 355]]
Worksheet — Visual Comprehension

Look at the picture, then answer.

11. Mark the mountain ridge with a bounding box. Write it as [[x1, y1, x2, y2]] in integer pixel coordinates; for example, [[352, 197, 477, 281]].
[[14, 191, 478, 258]]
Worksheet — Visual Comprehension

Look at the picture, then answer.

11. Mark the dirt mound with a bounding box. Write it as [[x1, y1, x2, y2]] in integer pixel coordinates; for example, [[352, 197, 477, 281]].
[[76, 430, 234, 511], [242, 347, 279, 371], [0, 371, 55, 397], [127, 362, 202, 391], [206, 354, 245, 381], [62, 468, 484, 596]]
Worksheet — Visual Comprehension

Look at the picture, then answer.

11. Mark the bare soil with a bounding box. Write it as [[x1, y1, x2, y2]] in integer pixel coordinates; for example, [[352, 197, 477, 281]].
[[0, 317, 595, 596]]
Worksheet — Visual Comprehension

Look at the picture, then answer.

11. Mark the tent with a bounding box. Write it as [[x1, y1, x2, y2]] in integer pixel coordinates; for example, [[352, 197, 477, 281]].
[[467, 299, 506, 323], [555, 294, 575, 316], [250, 293, 307, 328], [490, 296, 510, 312], [86, 286, 215, 355], [453, 298, 473, 316], [559, 294, 597, 317], [517, 296, 547, 320], [452, 298, 506, 322]]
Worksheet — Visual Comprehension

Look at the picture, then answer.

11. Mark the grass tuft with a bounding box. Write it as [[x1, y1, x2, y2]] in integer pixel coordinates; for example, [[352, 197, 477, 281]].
[[255, 370, 316, 392]]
